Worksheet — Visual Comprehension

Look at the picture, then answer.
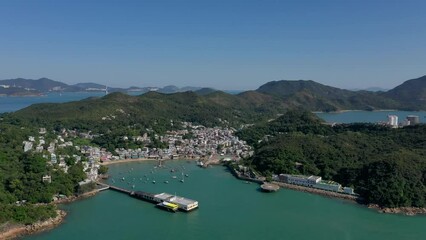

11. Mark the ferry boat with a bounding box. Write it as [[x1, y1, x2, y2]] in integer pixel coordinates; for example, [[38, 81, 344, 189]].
[[157, 201, 178, 212]]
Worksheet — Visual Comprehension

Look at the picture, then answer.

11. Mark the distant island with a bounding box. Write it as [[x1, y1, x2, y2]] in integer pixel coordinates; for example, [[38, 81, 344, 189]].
[[0, 77, 205, 97]]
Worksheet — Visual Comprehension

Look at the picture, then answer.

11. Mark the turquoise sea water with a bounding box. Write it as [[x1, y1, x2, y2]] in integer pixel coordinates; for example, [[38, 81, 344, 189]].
[[23, 161, 426, 240]]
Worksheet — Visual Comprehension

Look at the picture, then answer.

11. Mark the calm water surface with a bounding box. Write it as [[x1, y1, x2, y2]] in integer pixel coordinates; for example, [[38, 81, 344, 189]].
[[316, 111, 426, 124], [24, 161, 426, 240]]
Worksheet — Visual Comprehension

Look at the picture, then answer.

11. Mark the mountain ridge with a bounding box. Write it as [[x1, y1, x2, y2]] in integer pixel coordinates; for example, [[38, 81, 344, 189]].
[[2, 75, 426, 111]]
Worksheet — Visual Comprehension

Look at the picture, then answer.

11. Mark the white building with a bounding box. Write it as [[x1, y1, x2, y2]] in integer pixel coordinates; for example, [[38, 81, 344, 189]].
[[343, 187, 355, 195], [42, 175, 52, 183], [51, 153, 57, 164], [279, 174, 322, 187], [23, 141, 33, 152], [388, 115, 398, 128], [277, 174, 344, 193]]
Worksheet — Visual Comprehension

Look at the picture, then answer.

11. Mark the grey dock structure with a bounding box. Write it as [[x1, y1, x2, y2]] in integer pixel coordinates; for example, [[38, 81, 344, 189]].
[[97, 182, 198, 212]]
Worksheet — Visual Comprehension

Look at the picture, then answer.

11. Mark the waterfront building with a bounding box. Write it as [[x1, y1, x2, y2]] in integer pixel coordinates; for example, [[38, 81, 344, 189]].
[[343, 187, 355, 195], [275, 174, 354, 194], [133, 192, 198, 211], [314, 180, 341, 192], [406, 115, 420, 125], [279, 174, 322, 187], [388, 115, 398, 128], [154, 193, 199, 211]]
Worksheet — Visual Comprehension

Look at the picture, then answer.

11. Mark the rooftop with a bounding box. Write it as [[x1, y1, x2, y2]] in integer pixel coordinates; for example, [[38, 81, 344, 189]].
[[155, 193, 198, 206]]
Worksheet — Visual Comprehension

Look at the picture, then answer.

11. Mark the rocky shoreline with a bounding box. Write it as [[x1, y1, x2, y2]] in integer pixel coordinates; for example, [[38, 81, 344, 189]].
[[272, 181, 359, 202], [274, 181, 426, 216], [368, 204, 426, 216], [0, 210, 66, 240], [0, 187, 105, 240]]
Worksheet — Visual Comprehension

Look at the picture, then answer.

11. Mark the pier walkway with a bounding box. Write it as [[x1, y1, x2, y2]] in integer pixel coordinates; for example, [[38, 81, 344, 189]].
[[95, 182, 198, 212]]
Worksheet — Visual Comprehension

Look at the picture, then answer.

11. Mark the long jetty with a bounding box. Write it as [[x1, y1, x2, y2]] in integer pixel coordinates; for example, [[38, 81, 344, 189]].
[[95, 182, 199, 212]]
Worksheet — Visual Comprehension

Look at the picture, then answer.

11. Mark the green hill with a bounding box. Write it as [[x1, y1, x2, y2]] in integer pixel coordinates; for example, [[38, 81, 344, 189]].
[[10, 91, 289, 132], [238, 110, 426, 208], [383, 75, 426, 109], [256, 80, 401, 111]]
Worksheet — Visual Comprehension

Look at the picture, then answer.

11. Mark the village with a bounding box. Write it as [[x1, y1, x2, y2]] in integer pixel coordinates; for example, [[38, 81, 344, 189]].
[[22, 122, 254, 191]]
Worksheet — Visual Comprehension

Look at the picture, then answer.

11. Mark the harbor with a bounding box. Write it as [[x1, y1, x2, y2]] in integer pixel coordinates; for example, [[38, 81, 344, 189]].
[[23, 160, 426, 240]]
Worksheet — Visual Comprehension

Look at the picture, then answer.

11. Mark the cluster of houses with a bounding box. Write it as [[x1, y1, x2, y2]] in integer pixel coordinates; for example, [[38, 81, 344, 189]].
[[24, 128, 101, 187], [24, 122, 253, 189], [105, 123, 253, 162], [157, 123, 253, 160]]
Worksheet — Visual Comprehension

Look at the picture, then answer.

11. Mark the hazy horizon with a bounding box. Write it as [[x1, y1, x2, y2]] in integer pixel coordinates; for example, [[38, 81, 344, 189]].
[[1, 0, 425, 90]]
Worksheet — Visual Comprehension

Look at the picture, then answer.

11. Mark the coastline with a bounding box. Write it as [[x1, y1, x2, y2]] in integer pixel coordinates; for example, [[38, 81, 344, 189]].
[[100, 157, 201, 166], [274, 181, 426, 216], [368, 204, 426, 216], [272, 181, 358, 202], [227, 164, 426, 216], [0, 210, 66, 240], [100, 158, 158, 166], [0, 182, 109, 239]]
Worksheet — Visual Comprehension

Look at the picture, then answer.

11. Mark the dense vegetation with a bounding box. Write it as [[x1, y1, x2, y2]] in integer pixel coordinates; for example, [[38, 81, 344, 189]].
[[8, 91, 288, 133], [256, 80, 402, 111], [383, 75, 426, 110], [0, 204, 57, 225], [0, 123, 87, 225], [238, 110, 426, 208]]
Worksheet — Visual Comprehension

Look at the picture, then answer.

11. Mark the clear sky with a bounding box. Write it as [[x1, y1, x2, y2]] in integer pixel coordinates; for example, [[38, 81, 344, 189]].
[[0, 0, 425, 90]]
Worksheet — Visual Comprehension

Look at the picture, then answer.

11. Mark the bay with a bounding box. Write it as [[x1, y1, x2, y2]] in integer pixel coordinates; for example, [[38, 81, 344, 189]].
[[316, 110, 426, 124], [24, 161, 426, 240]]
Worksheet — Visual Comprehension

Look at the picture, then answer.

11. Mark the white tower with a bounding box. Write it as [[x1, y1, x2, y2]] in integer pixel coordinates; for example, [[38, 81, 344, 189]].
[[387, 115, 398, 128]]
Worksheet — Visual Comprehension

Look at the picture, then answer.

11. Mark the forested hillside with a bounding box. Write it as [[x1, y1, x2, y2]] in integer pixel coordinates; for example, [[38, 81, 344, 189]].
[[238, 110, 426, 208]]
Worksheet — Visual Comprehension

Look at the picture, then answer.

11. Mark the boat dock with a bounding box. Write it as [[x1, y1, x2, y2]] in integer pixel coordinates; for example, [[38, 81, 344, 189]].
[[96, 182, 198, 212]]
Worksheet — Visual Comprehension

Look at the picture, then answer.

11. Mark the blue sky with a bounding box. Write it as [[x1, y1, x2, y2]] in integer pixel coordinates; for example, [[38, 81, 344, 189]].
[[0, 0, 425, 90]]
